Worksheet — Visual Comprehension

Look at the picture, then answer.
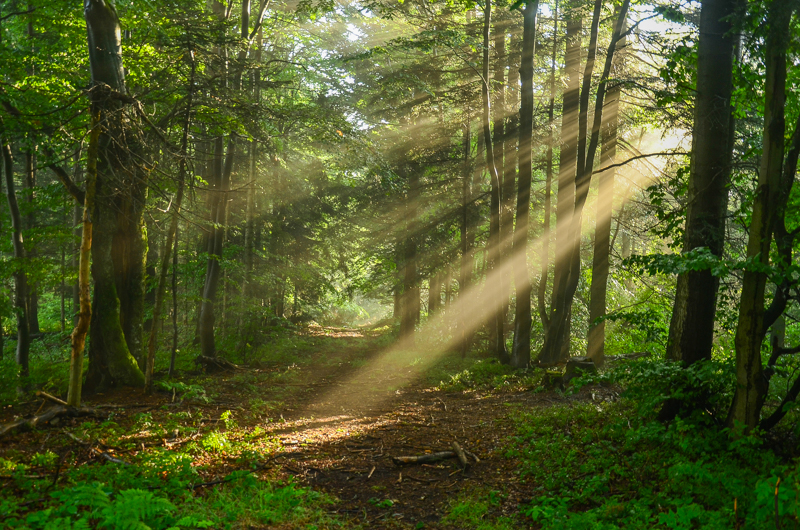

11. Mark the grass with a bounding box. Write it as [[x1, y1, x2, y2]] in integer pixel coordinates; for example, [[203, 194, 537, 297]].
[[441, 489, 519, 529]]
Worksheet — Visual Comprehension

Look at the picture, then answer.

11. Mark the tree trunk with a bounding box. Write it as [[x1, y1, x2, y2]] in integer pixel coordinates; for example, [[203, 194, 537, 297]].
[[728, 0, 792, 430], [68, 115, 101, 407], [548, 0, 604, 365], [665, 0, 740, 366], [429, 273, 441, 316], [510, 0, 539, 368], [2, 137, 30, 381], [540, 1, 629, 365], [199, 136, 236, 359], [169, 222, 179, 377], [399, 167, 419, 347], [481, 0, 508, 363], [459, 120, 475, 356], [538, 0, 557, 329], [496, 12, 514, 357], [540, 14, 581, 365], [588, 8, 625, 366], [145, 52, 195, 393], [83, 0, 145, 390], [24, 150, 39, 336]]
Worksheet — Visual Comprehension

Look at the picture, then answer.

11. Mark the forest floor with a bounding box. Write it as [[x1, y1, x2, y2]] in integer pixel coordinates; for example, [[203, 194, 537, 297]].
[[0, 324, 618, 529]]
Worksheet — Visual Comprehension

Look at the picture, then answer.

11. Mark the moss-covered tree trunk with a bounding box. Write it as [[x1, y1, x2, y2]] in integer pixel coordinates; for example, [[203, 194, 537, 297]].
[[83, 0, 145, 390], [728, 0, 792, 430]]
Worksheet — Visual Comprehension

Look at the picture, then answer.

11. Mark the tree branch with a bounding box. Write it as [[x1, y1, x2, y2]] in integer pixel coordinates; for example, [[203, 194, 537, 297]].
[[49, 165, 85, 205]]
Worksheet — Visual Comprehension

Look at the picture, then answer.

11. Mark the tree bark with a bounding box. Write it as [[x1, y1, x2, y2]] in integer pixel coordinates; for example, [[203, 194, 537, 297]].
[[399, 166, 419, 347], [540, 0, 629, 365], [540, 13, 580, 365], [481, 0, 508, 363], [510, 0, 539, 368], [24, 150, 39, 336], [588, 8, 625, 366], [459, 119, 475, 356], [728, 0, 792, 430], [2, 136, 30, 381], [429, 272, 441, 316], [538, 0, 557, 329], [67, 115, 100, 407], [199, 136, 236, 359], [83, 0, 145, 390], [665, 0, 740, 366]]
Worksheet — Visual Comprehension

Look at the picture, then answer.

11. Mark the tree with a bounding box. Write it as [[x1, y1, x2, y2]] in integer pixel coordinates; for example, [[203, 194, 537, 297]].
[[510, 0, 539, 368], [1, 134, 30, 381], [587, 7, 626, 366], [728, 0, 795, 430], [83, 0, 145, 390], [540, 0, 629, 365], [664, 0, 740, 367]]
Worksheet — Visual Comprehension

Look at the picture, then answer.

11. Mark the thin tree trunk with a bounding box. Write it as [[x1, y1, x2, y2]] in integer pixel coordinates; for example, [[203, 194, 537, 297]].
[[169, 221, 179, 377], [510, 0, 539, 368], [481, 0, 508, 363], [145, 52, 195, 393], [400, 167, 419, 346], [728, 0, 792, 430], [538, 0, 557, 328], [67, 116, 101, 407], [588, 8, 625, 366], [199, 136, 236, 359], [540, 1, 629, 365], [429, 273, 441, 316], [540, 14, 581, 365], [24, 150, 39, 336], [2, 137, 30, 381], [459, 120, 474, 356], [495, 12, 513, 357]]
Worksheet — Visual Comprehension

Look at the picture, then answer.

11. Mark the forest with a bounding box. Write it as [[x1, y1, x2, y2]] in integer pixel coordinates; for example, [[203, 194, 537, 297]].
[[1, 0, 800, 527]]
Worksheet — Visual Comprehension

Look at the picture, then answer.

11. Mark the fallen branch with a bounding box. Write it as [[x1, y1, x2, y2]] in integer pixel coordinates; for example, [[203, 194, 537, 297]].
[[465, 450, 481, 463], [392, 451, 456, 465], [196, 355, 239, 373], [36, 391, 68, 406], [0, 406, 103, 438], [451, 441, 469, 468]]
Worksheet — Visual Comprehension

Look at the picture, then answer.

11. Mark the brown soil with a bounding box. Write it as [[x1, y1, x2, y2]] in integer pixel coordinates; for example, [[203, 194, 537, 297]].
[[0, 326, 613, 528]]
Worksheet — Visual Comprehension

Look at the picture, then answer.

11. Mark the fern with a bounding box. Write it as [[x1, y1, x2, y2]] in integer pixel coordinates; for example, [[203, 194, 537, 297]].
[[99, 489, 175, 530]]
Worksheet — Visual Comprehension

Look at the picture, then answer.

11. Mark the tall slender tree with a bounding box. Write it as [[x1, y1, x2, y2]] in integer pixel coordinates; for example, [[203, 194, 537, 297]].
[[588, 8, 626, 366], [665, 0, 741, 367], [510, 0, 539, 368]]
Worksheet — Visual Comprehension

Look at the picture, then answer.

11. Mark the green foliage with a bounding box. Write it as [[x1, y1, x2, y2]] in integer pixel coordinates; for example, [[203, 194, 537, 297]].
[[508, 374, 800, 529], [8, 484, 212, 530], [442, 490, 518, 529], [436, 359, 541, 391], [155, 381, 211, 404]]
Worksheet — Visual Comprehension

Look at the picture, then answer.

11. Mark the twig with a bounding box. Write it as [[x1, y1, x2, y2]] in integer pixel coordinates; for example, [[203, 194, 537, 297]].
[[36, 391, 68, 406]]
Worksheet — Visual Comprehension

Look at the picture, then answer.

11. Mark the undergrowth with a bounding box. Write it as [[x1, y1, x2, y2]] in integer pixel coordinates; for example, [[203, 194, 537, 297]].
[[1, 442, 345, 530], [508, 359, 800, 529]]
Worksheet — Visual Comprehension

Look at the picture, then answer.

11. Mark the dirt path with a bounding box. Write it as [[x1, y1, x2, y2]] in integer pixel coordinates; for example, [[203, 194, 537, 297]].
[[0, 326, 614, 528], [231, 328, 610, 528]]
